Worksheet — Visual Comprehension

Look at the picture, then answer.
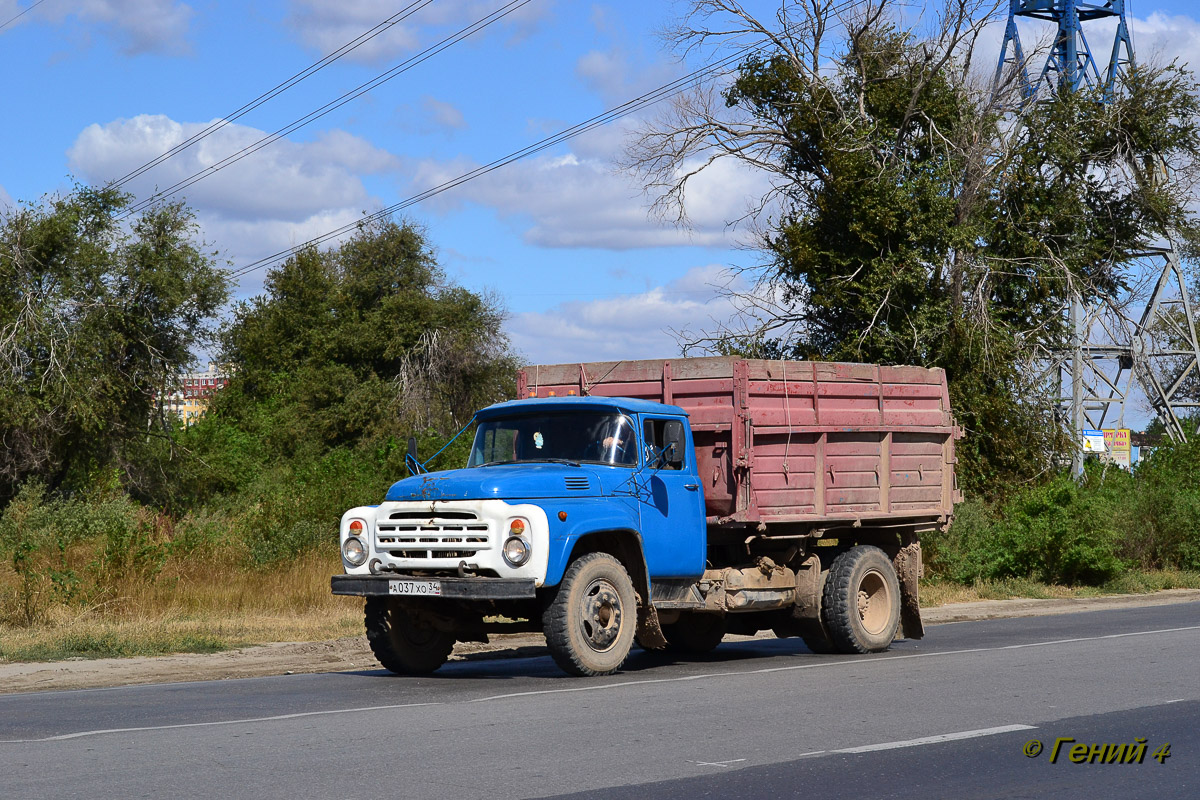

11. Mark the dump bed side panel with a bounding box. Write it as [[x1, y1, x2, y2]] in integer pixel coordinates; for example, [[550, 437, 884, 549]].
[[517, 357, 959, 523]]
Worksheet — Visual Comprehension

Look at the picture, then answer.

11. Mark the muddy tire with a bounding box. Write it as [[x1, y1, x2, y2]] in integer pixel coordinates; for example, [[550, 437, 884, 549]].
[[663, 612, 726, 654], [364, 597, 454, 675], [820, 545, 901, 654], [543, 553, 637, 676]]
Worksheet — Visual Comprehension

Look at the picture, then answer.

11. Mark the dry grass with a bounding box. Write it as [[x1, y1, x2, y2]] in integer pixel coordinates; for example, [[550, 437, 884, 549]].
[[0, 551, 364, 663]]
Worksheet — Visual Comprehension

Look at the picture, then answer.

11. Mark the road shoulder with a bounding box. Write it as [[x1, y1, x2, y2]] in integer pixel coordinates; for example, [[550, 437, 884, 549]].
[[2, 588, 1198, 695]]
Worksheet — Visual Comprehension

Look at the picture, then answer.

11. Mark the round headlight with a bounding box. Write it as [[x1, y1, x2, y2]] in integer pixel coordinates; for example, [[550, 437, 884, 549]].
[[342, 536, 367, 566], [502, 536, 531, 567]]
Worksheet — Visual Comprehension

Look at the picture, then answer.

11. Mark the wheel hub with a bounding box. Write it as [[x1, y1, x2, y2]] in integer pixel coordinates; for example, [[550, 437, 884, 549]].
[[856, 569, 890, 635], [578, 578, 623, 651]]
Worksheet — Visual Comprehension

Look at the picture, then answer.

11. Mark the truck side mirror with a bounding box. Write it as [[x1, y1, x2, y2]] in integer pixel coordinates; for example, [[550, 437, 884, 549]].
[[663, 420, 685, 469], [406, 436, 419, 475]]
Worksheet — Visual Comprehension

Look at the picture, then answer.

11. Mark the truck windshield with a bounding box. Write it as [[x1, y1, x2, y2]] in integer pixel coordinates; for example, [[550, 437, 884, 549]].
[[469, 412, 637, 468]]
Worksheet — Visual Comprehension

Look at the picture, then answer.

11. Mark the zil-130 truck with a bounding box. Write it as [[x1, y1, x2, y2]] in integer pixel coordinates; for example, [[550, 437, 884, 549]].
[[332, 356, 961, 676]]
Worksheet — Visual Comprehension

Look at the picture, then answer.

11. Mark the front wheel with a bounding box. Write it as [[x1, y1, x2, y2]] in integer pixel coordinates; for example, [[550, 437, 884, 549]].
[[364, 597, 455, 675], [820, 546, 901, 654], [543, 553, 637, 676]]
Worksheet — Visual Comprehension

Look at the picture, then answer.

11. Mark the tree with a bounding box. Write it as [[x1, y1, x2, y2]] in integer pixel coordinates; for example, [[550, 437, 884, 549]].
[[212, 218, 516, 462], [628, 0, 1200, 494], [0, 187, 228, 503]]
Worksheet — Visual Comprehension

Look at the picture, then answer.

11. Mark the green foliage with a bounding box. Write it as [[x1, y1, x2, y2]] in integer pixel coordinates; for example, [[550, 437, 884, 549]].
[[0, 187, 228, 503], [1127, 438, 1200, 570], [217, 218, 514, 454], [926, 440, 1200, 586], [0, 481, 167, 625], [137, 218, 516, 562]]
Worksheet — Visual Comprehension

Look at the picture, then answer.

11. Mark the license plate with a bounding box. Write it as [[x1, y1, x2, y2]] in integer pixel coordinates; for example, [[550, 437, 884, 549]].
[[388, 579, 442, 597]]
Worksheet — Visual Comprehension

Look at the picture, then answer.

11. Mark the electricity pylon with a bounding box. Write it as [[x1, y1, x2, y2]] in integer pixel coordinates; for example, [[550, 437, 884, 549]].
[[995, 0, 1200, 474]]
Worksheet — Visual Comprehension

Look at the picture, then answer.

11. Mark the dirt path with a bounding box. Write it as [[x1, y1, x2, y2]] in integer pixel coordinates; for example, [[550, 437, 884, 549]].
[[3, 589, 1198, 695]]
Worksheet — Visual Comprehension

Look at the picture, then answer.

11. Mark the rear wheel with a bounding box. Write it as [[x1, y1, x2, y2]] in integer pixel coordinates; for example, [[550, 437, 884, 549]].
[[543, 553, 637, 676], [820, 546, 901, 654], [364, 597, 455, 675], [663, 612, 726, 654]]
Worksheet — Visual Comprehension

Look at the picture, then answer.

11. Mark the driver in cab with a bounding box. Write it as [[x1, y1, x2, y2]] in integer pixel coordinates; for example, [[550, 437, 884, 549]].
[[588, 418, 636, 466]]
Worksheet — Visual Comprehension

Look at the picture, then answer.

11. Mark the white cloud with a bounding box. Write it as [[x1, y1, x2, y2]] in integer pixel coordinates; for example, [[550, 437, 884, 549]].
[[67, 114, 400, 289], [421, 95, 467, 130], [35, 0, 194, 55], [0, 183, 11, 210], [506, 264, 748, 363], [574, 45, 679, 106], [68, 115, 398, 221], [286, 0, 549, 66], [1131, 12, 1200, 69], [409, 123, 770, 250]]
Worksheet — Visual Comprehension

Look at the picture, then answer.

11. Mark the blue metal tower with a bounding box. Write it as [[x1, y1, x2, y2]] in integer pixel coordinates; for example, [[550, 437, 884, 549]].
[[996, 1, 1135, 100]]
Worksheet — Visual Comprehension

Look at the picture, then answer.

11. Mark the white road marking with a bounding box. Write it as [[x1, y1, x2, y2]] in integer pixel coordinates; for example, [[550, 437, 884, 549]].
[[833, 724, 1037, 753], [4, 623, 1198, 744], [0, 702, 441, 743], [687, 759, 747, 768]]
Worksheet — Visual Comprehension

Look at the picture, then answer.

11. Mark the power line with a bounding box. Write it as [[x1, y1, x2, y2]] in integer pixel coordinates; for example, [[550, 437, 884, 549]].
[[109, 0, 433, 189], [121, 0, 532, 219], [0, 0, 48, 33], [228, 34, 777, 279]]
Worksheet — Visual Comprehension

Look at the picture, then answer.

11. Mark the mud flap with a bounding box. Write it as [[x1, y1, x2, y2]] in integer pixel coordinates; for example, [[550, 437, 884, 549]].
[[636, 603, 668, 650], [894, 538, 924, 640]]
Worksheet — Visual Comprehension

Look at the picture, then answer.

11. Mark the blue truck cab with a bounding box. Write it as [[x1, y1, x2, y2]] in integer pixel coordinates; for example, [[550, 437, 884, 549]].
[[332, 396, 708, 675]]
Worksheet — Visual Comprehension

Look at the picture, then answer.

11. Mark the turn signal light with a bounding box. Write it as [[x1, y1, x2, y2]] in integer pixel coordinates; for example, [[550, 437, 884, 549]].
[[509, 518, 527, 535], [349, 519, 365, 533]]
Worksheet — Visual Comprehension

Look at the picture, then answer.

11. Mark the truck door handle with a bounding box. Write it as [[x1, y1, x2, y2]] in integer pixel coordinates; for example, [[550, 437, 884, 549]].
[[684, 484, 699, 491]]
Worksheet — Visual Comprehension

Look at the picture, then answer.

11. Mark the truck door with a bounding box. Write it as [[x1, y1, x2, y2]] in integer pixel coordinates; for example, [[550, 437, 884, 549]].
[[637, 417, 707, 578]]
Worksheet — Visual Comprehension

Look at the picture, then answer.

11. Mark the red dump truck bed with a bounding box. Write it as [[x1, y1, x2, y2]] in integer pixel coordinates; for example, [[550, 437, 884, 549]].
[[517, 357, 961, 528]]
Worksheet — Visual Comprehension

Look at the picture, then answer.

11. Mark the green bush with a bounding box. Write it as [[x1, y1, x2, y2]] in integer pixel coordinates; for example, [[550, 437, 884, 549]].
[[930, 465, 1132, 586], [1128, 438, 1200, 570]]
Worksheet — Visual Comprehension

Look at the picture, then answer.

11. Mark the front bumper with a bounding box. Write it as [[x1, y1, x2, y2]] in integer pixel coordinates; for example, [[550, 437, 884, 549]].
[[331, 574, 538, 599]]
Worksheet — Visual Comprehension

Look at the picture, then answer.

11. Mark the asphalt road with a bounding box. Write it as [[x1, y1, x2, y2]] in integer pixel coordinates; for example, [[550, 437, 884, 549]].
[[1, 602, 1197, 800]]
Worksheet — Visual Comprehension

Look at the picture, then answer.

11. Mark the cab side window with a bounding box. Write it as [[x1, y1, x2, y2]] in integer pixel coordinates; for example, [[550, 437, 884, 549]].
[[643, 418, 686, 470]]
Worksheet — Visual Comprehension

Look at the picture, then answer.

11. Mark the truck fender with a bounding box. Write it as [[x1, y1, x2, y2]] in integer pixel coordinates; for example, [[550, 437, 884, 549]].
[[545, 507, 644, 587]]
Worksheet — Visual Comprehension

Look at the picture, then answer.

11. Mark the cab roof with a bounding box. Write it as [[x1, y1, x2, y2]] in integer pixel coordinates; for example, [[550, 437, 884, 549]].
[[477, 395, 688, 419]]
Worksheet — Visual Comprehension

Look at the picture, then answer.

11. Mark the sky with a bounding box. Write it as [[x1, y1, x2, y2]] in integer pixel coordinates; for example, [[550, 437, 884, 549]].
[[3, 0, 1200, 370]]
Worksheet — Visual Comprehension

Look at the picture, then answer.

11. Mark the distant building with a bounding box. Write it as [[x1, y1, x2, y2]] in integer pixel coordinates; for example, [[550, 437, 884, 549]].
[[163, 363, 231, 426]]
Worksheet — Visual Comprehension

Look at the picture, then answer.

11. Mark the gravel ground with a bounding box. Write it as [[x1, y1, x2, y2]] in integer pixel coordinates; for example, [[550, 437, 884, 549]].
[[2, 588, 1197, 695]]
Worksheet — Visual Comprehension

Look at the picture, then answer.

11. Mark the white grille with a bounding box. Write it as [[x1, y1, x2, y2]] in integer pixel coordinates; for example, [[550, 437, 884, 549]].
[[376, 515, 492, 560]]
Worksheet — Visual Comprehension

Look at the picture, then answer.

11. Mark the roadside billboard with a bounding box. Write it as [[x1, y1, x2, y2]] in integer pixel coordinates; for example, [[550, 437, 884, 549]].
[[1082, 429, 1107, 453], [1103, 428, 1132, 468]]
